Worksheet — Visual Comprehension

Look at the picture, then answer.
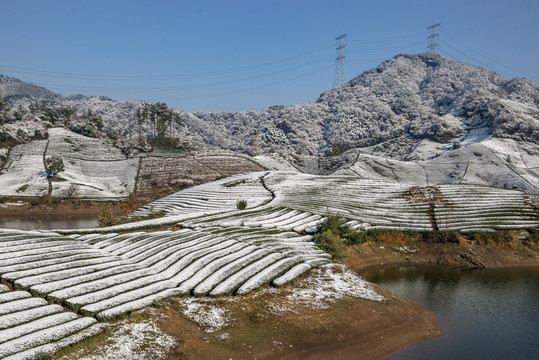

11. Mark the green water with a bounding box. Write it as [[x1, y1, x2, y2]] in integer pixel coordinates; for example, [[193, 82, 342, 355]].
[[362, 264, 539, 360]]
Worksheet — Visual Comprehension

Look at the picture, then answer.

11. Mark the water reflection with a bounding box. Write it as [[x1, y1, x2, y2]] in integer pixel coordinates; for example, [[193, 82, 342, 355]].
[[0, 215, 99, 230], [362, 265, 539, 360]]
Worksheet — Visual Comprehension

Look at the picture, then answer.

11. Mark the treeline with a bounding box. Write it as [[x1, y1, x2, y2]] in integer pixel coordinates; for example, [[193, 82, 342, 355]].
[[132, 102, 181, 146], [0, 97, 185, 148], [0, 98, 104, 138]]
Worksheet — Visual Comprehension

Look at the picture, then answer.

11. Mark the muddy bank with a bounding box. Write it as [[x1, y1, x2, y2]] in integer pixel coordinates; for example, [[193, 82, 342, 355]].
[[158, 289, 439, 360], [343, 236, 539, 273]]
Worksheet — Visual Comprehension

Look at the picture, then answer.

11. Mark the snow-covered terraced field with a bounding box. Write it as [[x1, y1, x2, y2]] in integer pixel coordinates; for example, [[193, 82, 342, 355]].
[[133, 172, 272, 218], [0, 227, 330, 319], [0, 128, 138, 198], [434, 185, 539, 231], [134, 171, 538, 233], [0, 224, 331, 356], [0, 284, 106, 360], [183, 207, 326, 233], [47, 128, 126, 161], [264, 172, 433, 231]]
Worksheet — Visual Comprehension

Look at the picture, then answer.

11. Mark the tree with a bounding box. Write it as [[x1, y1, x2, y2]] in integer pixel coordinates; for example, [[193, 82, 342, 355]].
[[58, 106, 76, 127], [153, 102, 172, 144], [0, 98, 9, 124], [44, 155, 65, 178], [85, 110, 104, 131], [136, 108, 145, 143]]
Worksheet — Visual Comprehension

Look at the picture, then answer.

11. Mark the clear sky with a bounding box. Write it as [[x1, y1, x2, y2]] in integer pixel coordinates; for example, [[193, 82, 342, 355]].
[[1, 0, 537, 112]]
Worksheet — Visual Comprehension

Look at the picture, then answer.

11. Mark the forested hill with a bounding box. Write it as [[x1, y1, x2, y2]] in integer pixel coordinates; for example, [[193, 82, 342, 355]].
[[1, 53, 538, 159], [184, 53, 538, 156]]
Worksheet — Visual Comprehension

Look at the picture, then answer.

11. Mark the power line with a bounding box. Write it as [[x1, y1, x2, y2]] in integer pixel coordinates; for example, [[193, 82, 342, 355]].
[[160, 65, 334, 102], [439, 39, 494, 70], [347, 42, 425, 53], [439, 30, 538, 79], [347, 33, 424, 43], [16, 56, 333, 93], [0, 44, 335, 81]]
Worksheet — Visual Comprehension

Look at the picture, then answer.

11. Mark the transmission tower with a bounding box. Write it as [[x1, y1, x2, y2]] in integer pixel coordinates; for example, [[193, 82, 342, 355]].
[[333, 33, 347, 89], [427, 23, 440, 53]]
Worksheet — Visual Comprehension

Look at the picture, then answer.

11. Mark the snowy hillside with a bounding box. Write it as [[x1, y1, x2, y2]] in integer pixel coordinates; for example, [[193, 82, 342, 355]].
[[0, 128, 265, 200], [1, 53, 538, 193], [178, 53, 539, 157], [3, 53, 537, 159]]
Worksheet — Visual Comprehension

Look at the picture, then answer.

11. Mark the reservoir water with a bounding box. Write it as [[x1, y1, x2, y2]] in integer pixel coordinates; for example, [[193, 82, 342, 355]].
[[362, 264, 539, 360], [0, 214, 99, 230]]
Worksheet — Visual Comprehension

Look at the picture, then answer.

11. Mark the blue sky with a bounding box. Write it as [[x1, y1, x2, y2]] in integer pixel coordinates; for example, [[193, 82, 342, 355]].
[[1, 0, 537, 112]]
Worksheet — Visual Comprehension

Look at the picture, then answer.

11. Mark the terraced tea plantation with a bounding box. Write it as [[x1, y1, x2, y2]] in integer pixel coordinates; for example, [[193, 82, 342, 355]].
[[1, 171, 538, 358]]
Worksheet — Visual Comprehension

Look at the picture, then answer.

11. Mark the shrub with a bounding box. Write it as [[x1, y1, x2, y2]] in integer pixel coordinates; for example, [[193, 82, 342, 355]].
[[44, 155, 65, 177], [236, 199, 247, 210], [315, 228, 344, 258], [313, 215, 368, 258], [529, 228, 539, 243], [424, 230, 460, 243], [98, 207, 123, 227], [469, 230, 516, 248]]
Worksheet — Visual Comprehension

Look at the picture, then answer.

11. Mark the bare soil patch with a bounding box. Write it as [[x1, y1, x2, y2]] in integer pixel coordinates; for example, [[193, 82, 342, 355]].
[[155, 290, 439, 360], [343, 232, 539, 273]]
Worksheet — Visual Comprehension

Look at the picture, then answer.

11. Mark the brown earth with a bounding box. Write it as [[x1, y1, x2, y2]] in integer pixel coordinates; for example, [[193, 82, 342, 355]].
[[153, 285, 439, 360], [342, 233, 539, 274], [134, 154, 264, 199]]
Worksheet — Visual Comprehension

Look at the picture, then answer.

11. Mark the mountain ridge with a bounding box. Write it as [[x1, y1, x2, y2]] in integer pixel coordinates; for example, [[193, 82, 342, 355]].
[[1, 53, 538, 160]]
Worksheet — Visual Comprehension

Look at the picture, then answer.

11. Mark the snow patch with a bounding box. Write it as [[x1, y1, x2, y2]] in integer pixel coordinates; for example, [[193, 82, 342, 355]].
[[179, 298, 234, 333], [268, 264, 384, 314], [65, 318, 176, 360], [460, 127, 492, 146]]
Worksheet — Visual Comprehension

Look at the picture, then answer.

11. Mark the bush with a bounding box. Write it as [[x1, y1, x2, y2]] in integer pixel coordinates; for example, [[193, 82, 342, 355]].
[[529, 228, 539, 243], [469, 230, 515, 247], [44, 155, 65, 177], [313, 215, 368, 258], [98, 207, 125, 227], [236, 199, 247, 210], [315, 229, 344, 258], [423, 230, 460, 243]]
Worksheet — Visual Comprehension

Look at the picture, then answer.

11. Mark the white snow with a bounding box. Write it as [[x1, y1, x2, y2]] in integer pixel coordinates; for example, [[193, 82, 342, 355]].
[[56, 317, 176, 360], [460, 127, 493, 146], [180, 298, 233, 333], [268, 264, 384, 314]]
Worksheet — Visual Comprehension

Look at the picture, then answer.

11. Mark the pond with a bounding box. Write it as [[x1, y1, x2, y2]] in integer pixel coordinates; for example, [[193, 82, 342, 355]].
[[362, 264, 539, 360], [0, 214, 99, 230]]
